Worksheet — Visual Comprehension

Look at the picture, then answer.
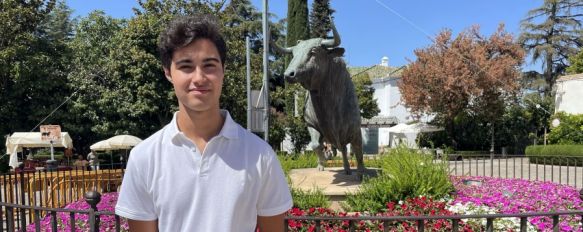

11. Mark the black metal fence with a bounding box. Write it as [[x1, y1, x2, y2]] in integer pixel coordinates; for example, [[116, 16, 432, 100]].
[[0, 191, 123, 232], [0, 164, 125, 231], [284, 210, 583, 232], [3, 156, 583, 231], [444, 154, 583, 188]]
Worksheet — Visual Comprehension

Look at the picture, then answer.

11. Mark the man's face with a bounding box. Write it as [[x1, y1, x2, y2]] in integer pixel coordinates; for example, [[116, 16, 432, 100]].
[[164, 38, 224, 113]]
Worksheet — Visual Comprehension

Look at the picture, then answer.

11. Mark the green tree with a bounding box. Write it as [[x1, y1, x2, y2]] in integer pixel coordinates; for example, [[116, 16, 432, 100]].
[[547, 112, 583, 144], [519, 0, 583, 96], [401, 26, 524, 148], [287, 0, 309, 46], [66, 11, 126, 151], [567, 49, 583, 74], [352, 72, 380, 119], [309, 0, 334, 38], [0, 0, 75, 142], [278, 0, 311, 152]]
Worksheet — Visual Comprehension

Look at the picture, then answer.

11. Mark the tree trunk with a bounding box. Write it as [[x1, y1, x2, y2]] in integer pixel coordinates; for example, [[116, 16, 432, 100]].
[[446, 119, 457, 149], [490, 123, 495, 156]]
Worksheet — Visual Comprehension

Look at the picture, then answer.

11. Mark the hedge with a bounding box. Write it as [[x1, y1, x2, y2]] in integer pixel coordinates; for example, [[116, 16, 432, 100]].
[[525, 145, 583, 166]]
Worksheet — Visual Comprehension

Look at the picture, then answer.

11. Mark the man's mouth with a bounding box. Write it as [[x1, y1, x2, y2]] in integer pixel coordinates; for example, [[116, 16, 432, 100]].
[[189, 88, 210, 94]]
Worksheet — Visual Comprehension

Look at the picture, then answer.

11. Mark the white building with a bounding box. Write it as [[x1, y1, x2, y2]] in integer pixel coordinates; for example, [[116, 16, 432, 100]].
[[555, 73, 583, 114], [355, 57, 423, 153]]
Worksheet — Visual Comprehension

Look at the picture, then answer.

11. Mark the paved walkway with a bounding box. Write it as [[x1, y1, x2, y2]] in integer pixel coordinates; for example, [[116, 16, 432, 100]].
[[289, 167, 377, 211], [445, 157, 583, 188]]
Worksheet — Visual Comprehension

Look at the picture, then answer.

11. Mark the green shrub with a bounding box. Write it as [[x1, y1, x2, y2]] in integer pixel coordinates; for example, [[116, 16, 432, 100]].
[[277, 152, 318, 175], [547, 112, 583, 144], [291, 187, 330, 209], [456, 150, 490, 159], [526, 145, 583, 166], [0, 155, 9, 174], [33, 150, 64, 161], [345, 146, 454, 213]]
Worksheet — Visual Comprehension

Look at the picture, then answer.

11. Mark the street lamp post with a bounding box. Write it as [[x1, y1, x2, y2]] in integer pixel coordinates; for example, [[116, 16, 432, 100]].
[[535, 104, 551, 146]]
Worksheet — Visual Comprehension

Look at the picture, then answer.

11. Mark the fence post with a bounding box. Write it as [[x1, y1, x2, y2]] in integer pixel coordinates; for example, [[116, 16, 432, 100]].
[[85, 191, 101, 232], [18, 163, 26, 230]]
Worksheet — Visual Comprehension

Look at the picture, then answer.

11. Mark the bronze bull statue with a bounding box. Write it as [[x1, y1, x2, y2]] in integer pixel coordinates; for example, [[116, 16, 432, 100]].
[[272, 21, 365, 175]]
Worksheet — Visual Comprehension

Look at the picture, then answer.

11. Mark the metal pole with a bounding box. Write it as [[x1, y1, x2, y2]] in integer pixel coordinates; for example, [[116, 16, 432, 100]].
[[262, 0, 269, 142], [246, 36, 251, 131], [544, 126, 547, 146], [50, 140, 55, 161]]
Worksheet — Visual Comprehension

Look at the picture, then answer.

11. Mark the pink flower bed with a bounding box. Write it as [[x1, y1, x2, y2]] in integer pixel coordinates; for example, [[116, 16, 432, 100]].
[[451, 176, 583, 232], [26, 192, 129, 232], [25, 176, 583, 231]]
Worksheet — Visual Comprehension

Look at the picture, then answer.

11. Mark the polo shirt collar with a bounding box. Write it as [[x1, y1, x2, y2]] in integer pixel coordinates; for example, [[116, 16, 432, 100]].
[[168, 110, 239, 143]]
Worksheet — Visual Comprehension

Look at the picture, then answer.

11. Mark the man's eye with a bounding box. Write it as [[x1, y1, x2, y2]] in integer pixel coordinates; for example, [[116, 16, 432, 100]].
[[204, 63, 217, 69], [179, 65, 193, 70]]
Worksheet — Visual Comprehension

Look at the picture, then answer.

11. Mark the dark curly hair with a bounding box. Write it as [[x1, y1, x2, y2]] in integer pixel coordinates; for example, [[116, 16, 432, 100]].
[[158, 14, 227, 70]]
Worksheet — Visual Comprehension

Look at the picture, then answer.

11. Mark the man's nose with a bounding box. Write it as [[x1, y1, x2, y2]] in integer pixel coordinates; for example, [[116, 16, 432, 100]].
[[191, 67, 208, 84]]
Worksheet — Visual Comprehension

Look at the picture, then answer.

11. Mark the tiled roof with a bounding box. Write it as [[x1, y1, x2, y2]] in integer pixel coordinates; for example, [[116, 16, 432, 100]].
[[361, 116, 399, 128], [349, 65, 403, 79], [557, 73, 583, 82]]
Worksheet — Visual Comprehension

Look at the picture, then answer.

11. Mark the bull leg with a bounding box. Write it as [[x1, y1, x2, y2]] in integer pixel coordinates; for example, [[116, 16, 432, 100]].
[[338, 146, 351, 175], [351, 137, 366, 174], [308, 127, 326, 171]]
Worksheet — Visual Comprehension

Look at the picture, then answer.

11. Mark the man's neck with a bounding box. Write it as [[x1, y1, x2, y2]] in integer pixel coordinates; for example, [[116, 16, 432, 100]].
[[176, 107, 225, 152]]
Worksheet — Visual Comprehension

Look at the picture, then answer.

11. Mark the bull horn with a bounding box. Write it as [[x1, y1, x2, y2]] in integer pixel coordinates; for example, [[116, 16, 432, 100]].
[[270, 40, 293, 54], [321, 16, 340, 47]]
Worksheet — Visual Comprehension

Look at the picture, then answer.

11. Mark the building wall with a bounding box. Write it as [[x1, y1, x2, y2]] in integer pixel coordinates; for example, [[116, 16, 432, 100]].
[[555, 78, 583, 114], [371, 77, 418, 148]]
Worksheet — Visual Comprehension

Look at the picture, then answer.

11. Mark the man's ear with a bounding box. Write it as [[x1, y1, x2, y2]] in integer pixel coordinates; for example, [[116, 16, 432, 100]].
[[163, 68, 172, 83]]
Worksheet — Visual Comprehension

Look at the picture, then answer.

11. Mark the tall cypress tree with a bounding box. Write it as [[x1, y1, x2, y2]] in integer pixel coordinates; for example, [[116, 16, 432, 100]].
[[286, 0, 309, 46], [310, 0, 335, 38]]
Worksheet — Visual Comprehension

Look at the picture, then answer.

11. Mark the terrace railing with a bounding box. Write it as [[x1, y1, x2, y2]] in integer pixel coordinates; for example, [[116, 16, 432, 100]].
[[443, 154, 583, 188]]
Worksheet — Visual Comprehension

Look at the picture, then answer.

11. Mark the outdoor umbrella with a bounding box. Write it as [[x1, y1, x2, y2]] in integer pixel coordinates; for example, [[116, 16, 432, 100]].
[[106, 135, 142, 167], [89, 140, 113, 151], [106, 135, 142, 149], [400, 123, 444, 133]]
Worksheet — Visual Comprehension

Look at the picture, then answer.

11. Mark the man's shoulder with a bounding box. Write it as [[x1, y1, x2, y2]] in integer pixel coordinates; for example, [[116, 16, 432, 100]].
[[129, 125, 169, 161], [237, 126, 272, 150]]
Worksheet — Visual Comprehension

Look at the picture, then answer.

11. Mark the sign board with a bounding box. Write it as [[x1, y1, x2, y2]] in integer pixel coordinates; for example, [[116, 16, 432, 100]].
[[40, 125, 62, 142]]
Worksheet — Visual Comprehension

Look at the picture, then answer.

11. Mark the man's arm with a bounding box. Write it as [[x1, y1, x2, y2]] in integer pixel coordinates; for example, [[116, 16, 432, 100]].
[[257, 213, 286, 232], [128, 219, 157, 232]]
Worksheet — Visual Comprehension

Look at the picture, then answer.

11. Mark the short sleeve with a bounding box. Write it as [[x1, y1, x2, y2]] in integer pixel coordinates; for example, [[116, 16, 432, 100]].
[[256, 149, 293, 216], [115, 150, 158, 221]]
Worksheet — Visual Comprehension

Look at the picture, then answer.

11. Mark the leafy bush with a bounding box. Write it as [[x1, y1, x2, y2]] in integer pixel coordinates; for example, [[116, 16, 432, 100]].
[[291, 187, 330, 209], [345, 146, 454, 212], [547, 112, 583, 145], [33, 149, 65, 161], [288, 197, 475, 232], [526, 145, 583, 166], [277, 152, 318, 175], [0, 155, 9, 173]]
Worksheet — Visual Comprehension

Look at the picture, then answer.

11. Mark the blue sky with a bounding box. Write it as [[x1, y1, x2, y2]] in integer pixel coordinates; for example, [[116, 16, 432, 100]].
[[65, 0, 542, 71]]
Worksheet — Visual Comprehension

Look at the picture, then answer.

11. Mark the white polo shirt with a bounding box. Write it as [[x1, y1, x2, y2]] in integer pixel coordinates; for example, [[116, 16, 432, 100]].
[[115, 110, 292, 231]]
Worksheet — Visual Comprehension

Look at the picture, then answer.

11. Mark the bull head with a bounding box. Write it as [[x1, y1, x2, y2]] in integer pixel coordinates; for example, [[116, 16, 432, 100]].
[[272, 19, 343, 89]]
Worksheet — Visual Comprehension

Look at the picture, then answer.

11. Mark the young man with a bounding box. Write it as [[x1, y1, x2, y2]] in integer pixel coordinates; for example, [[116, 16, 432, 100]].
[[115, 14, 293, 231]]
